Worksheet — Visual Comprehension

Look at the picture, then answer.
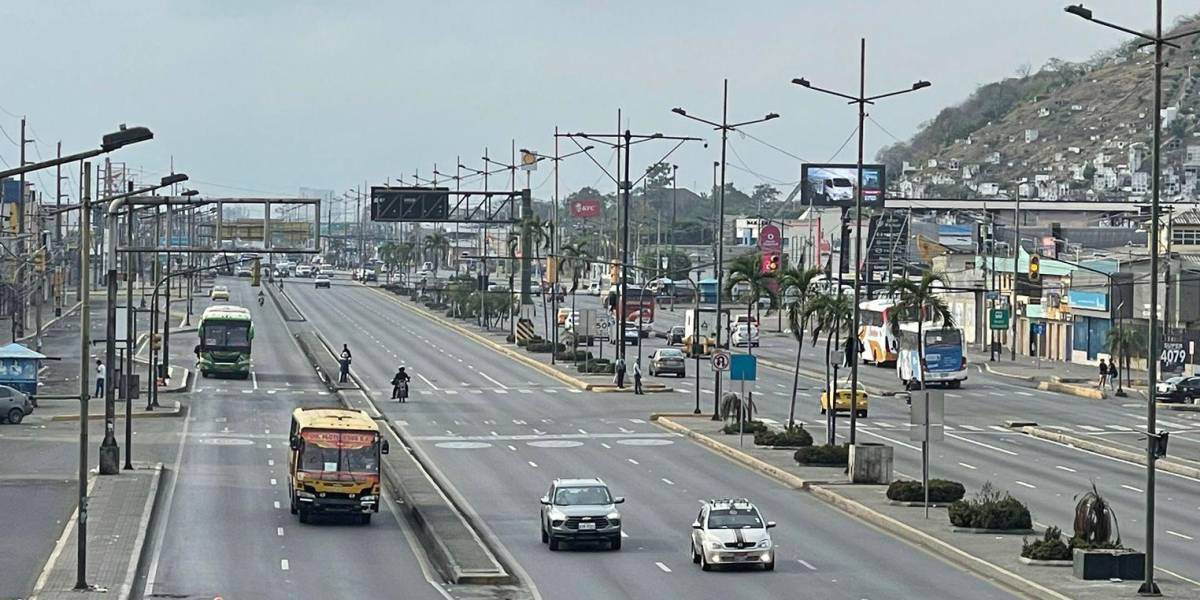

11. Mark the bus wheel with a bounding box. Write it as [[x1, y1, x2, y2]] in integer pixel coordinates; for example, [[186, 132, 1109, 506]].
[[948, 380, 962, 389], [298, 508, 310, 524]]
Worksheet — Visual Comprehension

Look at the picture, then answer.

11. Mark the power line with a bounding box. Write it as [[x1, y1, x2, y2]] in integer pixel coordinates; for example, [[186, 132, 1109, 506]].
[[826, 125, 860, 163]]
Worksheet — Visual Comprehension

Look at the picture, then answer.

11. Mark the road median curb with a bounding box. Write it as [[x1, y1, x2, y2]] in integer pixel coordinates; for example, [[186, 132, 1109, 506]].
[[654, 416, 810, 490], [983, 362, 1036, 382], [1037, 380, 1105, 400], [1021, 426, 1200, 479], [368, 286, 592, 390], [807, 485, 1071, 600], [47, 403, 182, 421]]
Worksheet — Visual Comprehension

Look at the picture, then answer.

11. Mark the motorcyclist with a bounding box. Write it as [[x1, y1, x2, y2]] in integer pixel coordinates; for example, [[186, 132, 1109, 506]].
[[391, 367, 411, 402], [257, 290, 265, 307]]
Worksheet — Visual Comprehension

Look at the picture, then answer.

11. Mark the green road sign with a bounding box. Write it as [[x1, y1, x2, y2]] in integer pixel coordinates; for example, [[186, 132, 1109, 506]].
[[989, 308, 1010, 330]]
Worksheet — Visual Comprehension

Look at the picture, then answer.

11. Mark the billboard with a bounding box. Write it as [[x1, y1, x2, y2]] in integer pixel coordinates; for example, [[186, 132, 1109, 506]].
[[800, 163, 886, 207], [758, 224, 782, 254], [370, 186, 450, 222], [570, 198, 601, 218]]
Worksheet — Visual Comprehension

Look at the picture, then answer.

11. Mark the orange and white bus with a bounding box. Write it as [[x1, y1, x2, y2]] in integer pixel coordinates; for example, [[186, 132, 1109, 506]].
[[858, 298, 899, 366]]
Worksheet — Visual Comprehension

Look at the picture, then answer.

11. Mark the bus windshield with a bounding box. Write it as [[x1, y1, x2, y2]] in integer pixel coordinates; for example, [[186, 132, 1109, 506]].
[[925, 329, 962, 348], [299, 430, 379, 475], [203, 322, 251, 349]]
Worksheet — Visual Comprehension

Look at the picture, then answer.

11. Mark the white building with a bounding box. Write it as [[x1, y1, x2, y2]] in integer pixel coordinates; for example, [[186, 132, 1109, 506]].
[[1024, 129, 1040, 143]]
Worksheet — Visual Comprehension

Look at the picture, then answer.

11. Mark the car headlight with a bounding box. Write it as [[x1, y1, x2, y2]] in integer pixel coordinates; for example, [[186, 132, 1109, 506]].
[[708, 542, 723, 550], [606, 511, 620, 520], [296, 490, 315, 498], [757, 539, 772, 548]]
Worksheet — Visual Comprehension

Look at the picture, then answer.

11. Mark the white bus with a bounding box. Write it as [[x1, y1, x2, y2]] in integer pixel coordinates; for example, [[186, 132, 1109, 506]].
[[858, 299, 899, 366], [896, 322, 967, 389]]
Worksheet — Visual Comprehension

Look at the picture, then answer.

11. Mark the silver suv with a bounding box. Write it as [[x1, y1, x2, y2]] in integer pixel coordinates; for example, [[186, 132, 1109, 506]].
[[0, 385, 34, 425], [691, 498, 776, 571], [539, 478, 624, 551]]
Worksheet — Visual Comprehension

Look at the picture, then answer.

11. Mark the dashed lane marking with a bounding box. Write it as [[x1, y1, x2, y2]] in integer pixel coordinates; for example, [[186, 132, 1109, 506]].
[[1056, 465, 1077, 473], [798, 559, 817, 571], [628, 458, 640, 465], [1015, 481, 1036, 489], [1167, 530, 1194, 541], [661, 478, 675, 486], [528, 461, 539, 468], [1122, 484, 1144, 493], [277, 527, 284, 537], [280, 559, 289, 571], [655, 562, 672, 573], [958, 462, 977, 470]]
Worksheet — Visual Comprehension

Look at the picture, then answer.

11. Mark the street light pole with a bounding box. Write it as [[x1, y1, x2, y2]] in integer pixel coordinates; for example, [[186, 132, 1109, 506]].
[[74, 161, 92, 591], [1064, 3, 1200, 593], [673, 80, 780, 420], [792, 44, 930, 443]]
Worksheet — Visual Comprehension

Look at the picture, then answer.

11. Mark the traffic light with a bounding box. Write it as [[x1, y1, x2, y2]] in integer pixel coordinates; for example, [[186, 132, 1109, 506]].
[[608, 260, 620, 283], [761, 253, 781, 274], [1028, 254, 1041, 282]]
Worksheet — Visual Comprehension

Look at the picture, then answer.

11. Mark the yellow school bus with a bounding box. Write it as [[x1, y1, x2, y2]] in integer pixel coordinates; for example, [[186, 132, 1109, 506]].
[[288, 407, 390, 524]]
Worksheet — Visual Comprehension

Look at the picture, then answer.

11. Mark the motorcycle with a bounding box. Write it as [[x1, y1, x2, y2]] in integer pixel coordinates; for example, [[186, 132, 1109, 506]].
[[393, 381, 409, 403]]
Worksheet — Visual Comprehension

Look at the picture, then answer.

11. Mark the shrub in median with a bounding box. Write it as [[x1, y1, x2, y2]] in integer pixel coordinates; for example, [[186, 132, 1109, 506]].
[[1021, 526, 1072, 561], [753, 425, 813, 447], [722, 419, 767, 435], [555, 350, 592, 362], [948, 482, 1033, 530], [886, 479, 966, 503], [576, 359, 614, 374], [526, 341, 565, 354], [793, 443, 849, 466]]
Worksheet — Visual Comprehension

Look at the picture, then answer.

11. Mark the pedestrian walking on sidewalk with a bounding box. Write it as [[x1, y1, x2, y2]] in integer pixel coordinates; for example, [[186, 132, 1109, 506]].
[[94, 359, 106, 399], [338, 345, 352, 383], [1098, 358, 1109, 389], [614, 357, 626, 389], [633, 359, 644, 395], [1108, 360, 1119, 390]]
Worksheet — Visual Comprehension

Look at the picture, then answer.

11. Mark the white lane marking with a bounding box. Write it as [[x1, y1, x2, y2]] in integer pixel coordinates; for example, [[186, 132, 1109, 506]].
[[252, 371, 259, 390], [495, 389, 509, 395], [445, 390, 458, 395], [490, 431, 499, 437], [619, 427, 635, 434], [545, 389, 558, 394], [877, 422, 895, 429], [265, 428, 270, 435], [1078, 425, 1103, 432], [1016, 391, 1034, 397], [946, 432, 1019, 456], [1056, 465, 1077, 473], [798, 559, 817, 571], [417, 373, 440, 391], [1015, 481, 1037, 489], [661, 478, 675, 486], [143, 400, 192, 596], [478, 371, 509, 389], [946, 393, 961, 398], [601, 443, 612, 449], [270, 478, 277, 486], [620, 531, 629, 538], [578, 428, 588, 435], [280, 559, 289, 571], [1122, 484, 1144, 493], [568, 389, 582, 394], [277, 527, 284, 537], [268, 459, 275, 466], [858, 428, 921, 452], [988, 391, 1004, 397], [943, 424, 956, 431], [274, 501, 281, 509], [1106, 425, 1133, 431], [513, 419, 526, 425], [507, 445, 517, 451], [1167, 530, 1194, 541], [628, 458, 640, 465], [655, 562, 672, 573], [988, 425, 1010, 433], [242, 390, 253, 394], [629, 418, 646, 424], [528, 461, 539, 468], [960, 424, 983, 431], [958, 462, 977, 470]]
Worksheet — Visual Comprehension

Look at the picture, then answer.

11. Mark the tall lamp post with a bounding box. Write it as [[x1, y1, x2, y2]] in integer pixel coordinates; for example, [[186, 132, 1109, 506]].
[[1064, 3, 1199, 595], [792, 40, 930, 443], [672, 80, 780, 420], [99, 173, 188, 475]]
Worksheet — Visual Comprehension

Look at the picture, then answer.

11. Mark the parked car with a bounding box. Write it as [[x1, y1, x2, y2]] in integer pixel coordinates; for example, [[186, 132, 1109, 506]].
[[690, 498, 775, 571], [730, 324, 759, 348], [210, 285, 230, 301], [314, 275, 331, 289], [650, 348, 686, 377], [0, 385, 34, 424], [820, 385, 868, 418], [529, 282, 543, 296], [1156, 375, 1200, 403], [668, 325, 686, 345], [540, 477, 623, 551]]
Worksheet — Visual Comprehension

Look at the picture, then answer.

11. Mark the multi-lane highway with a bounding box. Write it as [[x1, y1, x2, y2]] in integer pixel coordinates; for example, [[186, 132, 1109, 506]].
[[287, 278, 1019, 599], [139, 280, 448, 600]]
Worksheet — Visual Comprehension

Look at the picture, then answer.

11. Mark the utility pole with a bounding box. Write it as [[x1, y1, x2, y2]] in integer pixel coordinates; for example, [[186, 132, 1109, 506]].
[[1011, 186, 1020, 361], [18, 118, 28, 338], [74, 161, 92, 591], [792, 40, 929, 443]]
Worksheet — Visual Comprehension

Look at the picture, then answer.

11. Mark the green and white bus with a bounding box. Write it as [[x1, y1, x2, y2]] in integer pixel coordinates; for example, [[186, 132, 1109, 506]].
[[196, 305, 254, 378]]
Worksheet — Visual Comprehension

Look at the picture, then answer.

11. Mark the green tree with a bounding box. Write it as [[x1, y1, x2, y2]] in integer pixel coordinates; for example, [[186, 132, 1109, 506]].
[[886, 271, 956, 389], [804, 290, 853, 443], [422, 232, 450, 271], [779, 266, 823, 428], [560, 241, 591, 293], [751, 184, 780, 206], [1105, 324, 1145, 391]]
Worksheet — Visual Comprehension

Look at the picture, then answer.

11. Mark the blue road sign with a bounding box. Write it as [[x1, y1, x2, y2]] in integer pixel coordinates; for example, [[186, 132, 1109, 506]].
[[1032, 322, 1045, 336], [730, 354, 757, 382]]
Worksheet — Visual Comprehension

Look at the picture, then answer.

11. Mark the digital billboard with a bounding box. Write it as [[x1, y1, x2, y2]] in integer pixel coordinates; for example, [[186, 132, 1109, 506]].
[[800, 163, 886, 207]]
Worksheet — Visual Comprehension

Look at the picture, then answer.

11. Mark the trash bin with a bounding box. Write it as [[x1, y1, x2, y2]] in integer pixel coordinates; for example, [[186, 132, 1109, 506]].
[[848, 443, 894, 484]]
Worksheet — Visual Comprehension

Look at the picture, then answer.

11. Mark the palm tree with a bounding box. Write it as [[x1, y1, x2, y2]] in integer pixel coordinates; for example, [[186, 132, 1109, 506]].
[[560, 241, 591, 293], [885, 271, 956, 390], [779, 266, 824, 429], [1105, 324, 1146, 393], [805, 291, 852, 444], [423, 232, 451, 271], [723, 254, 776, 356]]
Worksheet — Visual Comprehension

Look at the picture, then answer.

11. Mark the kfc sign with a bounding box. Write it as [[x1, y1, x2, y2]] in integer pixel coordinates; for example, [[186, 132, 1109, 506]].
[[570, 199, 601, 218]]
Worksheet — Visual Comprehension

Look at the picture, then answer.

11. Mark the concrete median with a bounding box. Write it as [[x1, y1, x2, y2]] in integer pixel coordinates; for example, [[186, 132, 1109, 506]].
[[1021, 425, 1200, 479]]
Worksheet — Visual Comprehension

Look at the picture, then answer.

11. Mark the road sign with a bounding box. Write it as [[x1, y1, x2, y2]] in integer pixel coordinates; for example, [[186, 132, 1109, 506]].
[[730, 354, 757, 381], [1031, 322, 1045, 336], [711, 351, 731, 371], [989, 308, 1010, 330], [370, 186, 450, 222], [910, 389, 944, 442], [985, 290, 999, 301]]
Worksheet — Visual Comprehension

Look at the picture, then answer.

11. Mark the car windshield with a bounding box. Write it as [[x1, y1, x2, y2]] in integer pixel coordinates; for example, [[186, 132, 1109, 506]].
[[707, 508, 763, 529], [658, 349, 684, 358], [554, 485, 611, 506]]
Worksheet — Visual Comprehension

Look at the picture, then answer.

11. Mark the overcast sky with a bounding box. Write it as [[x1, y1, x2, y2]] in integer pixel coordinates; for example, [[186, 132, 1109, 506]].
[[1, 1, 1194, 203]]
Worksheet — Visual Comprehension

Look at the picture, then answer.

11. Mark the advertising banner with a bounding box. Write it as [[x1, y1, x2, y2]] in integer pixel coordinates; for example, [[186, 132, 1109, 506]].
[[800, 164, 886, 207], [570, 198, 601, 218]]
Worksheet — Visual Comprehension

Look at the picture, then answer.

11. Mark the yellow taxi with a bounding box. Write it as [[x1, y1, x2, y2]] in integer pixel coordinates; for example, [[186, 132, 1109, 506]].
[[819, 386, 868, 418], [210, 285, 230, 301]]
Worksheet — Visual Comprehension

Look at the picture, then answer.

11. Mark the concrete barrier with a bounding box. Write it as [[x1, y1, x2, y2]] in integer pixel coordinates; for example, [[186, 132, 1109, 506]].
[[1037, 380, 1105, 400], [1022, 426, 1200, 480]]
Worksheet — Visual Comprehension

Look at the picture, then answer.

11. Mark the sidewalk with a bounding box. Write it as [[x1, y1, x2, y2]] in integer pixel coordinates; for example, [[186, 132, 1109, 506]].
[[655, 415, 1199, 600], [30, 464, 163, 600]]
